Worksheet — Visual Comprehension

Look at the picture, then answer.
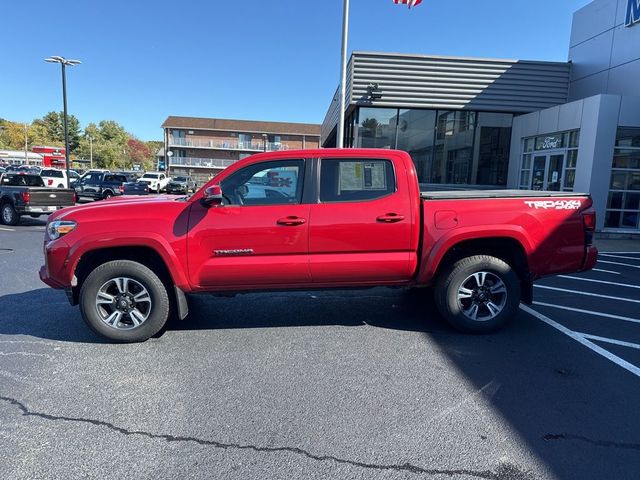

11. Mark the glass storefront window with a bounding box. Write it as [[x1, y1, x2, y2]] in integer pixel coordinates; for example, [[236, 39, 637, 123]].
[[569, 131, 580, 148], [615, 128, 640, 148], [350, 107, 512, 186], [524, 138, 534, 153], [395, 109, 436, 183], [519, 130, 579, 191], [605, 127, 640, 230], [566, 150, 578, 168], [353, 108, 398, 149], [564, 169, 575, 189], [475, 113, 513, 186]]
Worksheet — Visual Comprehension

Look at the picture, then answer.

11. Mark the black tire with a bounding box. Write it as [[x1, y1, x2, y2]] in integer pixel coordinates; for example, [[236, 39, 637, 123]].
[[1, 202, 20, 226], [434, 255, 520, 334], [79, 260, 170, 342], [29, 214, 41, 218], [103, 191, 113, 200], [57, 184, 64, 188]]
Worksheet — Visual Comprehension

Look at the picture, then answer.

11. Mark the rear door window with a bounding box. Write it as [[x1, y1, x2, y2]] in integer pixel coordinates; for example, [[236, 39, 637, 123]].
[[319, 159, 396, 202]]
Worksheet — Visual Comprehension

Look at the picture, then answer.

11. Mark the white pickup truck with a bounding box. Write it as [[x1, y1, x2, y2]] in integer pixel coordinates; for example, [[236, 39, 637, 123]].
[[138, 172, 170, 193]]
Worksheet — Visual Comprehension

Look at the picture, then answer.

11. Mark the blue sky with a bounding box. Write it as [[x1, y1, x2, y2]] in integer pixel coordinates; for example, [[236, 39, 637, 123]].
[[1, 0, 591, 141]]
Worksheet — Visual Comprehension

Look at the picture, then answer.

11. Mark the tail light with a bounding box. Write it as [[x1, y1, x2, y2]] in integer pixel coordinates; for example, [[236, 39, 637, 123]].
[[72, 192, 77, 204], [47, 179, 53, 186], [119, 185, 125, 193], [582, 209, 596, 246], [21, 191, 30, 203]]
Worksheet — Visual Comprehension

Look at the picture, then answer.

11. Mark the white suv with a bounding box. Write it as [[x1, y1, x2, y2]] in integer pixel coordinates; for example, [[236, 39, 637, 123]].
[[40, 168, 68, 188], [139, 172, 170, 193]]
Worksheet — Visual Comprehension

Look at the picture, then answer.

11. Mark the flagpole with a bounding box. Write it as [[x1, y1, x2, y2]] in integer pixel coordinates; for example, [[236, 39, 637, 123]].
[[337, 0, 349, 148]]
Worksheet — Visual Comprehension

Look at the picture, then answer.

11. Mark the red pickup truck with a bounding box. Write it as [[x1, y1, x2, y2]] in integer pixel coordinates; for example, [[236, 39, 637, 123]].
[[40, 149, 598, 342]]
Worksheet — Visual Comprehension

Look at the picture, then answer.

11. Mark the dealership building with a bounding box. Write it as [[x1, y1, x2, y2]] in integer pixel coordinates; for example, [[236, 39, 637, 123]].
[[322, 0, 640, 232]]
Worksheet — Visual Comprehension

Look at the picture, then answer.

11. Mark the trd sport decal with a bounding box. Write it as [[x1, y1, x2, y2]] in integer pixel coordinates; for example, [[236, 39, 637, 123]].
[[524, 200, 582, 210]]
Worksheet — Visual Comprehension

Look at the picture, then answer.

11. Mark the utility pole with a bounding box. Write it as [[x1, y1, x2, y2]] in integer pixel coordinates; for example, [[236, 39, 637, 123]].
[[24, 123, 29, 165]]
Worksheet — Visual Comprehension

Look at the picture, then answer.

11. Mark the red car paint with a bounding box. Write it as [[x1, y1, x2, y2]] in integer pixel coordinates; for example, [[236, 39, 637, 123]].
[[40, 149, 597, 297]]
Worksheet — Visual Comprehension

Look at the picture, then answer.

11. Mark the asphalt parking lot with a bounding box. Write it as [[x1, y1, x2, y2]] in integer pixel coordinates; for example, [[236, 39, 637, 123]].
[[1, 219, 639, 480]]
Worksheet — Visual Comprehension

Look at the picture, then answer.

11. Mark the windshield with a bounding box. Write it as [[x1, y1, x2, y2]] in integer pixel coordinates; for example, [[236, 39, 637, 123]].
[[142, 173, 159, 179], [174, 177, 187, 182]]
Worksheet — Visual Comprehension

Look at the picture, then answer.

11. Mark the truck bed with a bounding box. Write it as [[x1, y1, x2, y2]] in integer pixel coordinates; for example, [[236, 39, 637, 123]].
[[420, 189, 589, 200]]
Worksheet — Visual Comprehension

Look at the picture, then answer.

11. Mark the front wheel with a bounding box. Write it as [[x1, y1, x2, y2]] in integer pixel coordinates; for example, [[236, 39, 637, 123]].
[[79, 260, 170, 342], [434, 255, 520, 334]]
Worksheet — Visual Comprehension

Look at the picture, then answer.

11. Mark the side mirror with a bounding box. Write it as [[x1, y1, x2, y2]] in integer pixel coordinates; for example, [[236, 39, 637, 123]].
[[201, 185, 223, 207]]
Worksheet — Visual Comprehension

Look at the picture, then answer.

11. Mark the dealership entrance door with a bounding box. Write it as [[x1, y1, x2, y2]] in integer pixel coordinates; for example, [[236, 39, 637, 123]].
[[531, 153, 564, 191]]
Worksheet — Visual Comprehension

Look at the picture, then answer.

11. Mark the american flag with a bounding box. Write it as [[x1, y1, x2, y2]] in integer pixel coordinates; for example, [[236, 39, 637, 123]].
[[393, 0, 423, 8]]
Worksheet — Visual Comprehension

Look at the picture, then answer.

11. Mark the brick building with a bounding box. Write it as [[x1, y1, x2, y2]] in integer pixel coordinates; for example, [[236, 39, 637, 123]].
[[161, 116, 321, 184]]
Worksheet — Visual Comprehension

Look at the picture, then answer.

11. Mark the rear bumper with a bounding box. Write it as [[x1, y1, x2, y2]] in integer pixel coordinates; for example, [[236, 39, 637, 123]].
[[16, 205, 67, 214], [581, 246, 598, 271]]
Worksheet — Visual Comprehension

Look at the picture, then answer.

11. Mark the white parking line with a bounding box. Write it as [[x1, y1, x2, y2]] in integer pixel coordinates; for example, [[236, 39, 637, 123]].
[[521, 305, 640, 378], [533, 301, 640, 325], [577, 333, 640, 351], [599, 251, 640, 255], [599, 253, 640, 261], [592, 268, 621, 275], [597, 260, 640, 269], [557, 275, 640, 290], [0, 227, 15, 232], [534, 284, 640, 304]]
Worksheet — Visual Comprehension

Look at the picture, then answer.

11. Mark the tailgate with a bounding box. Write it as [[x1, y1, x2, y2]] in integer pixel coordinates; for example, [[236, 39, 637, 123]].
[[28, 188, 76, 207]]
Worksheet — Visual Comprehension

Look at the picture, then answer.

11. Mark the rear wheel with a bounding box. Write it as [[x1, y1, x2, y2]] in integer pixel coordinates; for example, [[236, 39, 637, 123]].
[[103, 191, 113, 199], [79, 260, 170, 342], [435, 255, 520, 333], [57, 184, 64, 188], [1, 202, 20, 226]]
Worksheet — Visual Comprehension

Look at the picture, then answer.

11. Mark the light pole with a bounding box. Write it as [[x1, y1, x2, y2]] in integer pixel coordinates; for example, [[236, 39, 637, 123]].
[[88, 135, 93, 169], [45, 56, 81, 187], [262, 133, 268, 152]]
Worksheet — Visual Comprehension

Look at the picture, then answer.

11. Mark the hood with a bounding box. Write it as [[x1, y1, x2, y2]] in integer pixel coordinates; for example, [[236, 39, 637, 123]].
[[49, 195, 184, 222]]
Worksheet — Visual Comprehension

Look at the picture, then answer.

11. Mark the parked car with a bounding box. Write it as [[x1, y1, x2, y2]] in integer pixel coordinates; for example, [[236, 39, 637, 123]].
[[75, 172, 128, 200], [122, 181, 149, 195], [0, 173, 76, 225], [138, 172, 170, 193], [18, 165, 42, 175], [40, 168, 69, 188], [39, 148, 598, 342], [166, 176, 197, 194], [112, 171, 140, 183]]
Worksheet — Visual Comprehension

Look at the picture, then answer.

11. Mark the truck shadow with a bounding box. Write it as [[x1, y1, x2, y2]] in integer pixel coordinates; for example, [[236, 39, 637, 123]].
[[0, 287, 452, 343]]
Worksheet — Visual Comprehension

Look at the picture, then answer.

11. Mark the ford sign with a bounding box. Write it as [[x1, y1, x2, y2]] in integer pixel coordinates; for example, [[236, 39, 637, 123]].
[[626, 0, 640, 27]]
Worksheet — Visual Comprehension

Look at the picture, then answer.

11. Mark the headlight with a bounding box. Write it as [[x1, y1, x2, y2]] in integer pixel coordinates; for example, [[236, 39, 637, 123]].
[[47, 220, 77, 240]]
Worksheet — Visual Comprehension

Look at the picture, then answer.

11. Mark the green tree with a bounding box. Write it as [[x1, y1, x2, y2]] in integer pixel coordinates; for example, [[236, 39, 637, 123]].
[[32, 111, 81, 152]]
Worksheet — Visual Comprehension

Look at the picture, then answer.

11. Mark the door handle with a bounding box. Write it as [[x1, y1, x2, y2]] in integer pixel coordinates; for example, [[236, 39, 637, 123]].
[[376, 213, 405, 223], [277, 216, 306, 226]]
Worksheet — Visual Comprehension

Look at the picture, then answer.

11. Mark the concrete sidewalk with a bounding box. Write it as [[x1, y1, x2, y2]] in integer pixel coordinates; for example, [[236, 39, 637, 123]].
[[594, 237, 640, 252]]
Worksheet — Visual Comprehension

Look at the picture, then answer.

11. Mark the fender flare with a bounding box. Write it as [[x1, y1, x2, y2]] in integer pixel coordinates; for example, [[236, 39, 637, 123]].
[[417, 226, 535, 284]]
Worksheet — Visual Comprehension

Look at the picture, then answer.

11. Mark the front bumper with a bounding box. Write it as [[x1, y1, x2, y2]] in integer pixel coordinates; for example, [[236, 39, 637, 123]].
[[39, 238, 72, 290]]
